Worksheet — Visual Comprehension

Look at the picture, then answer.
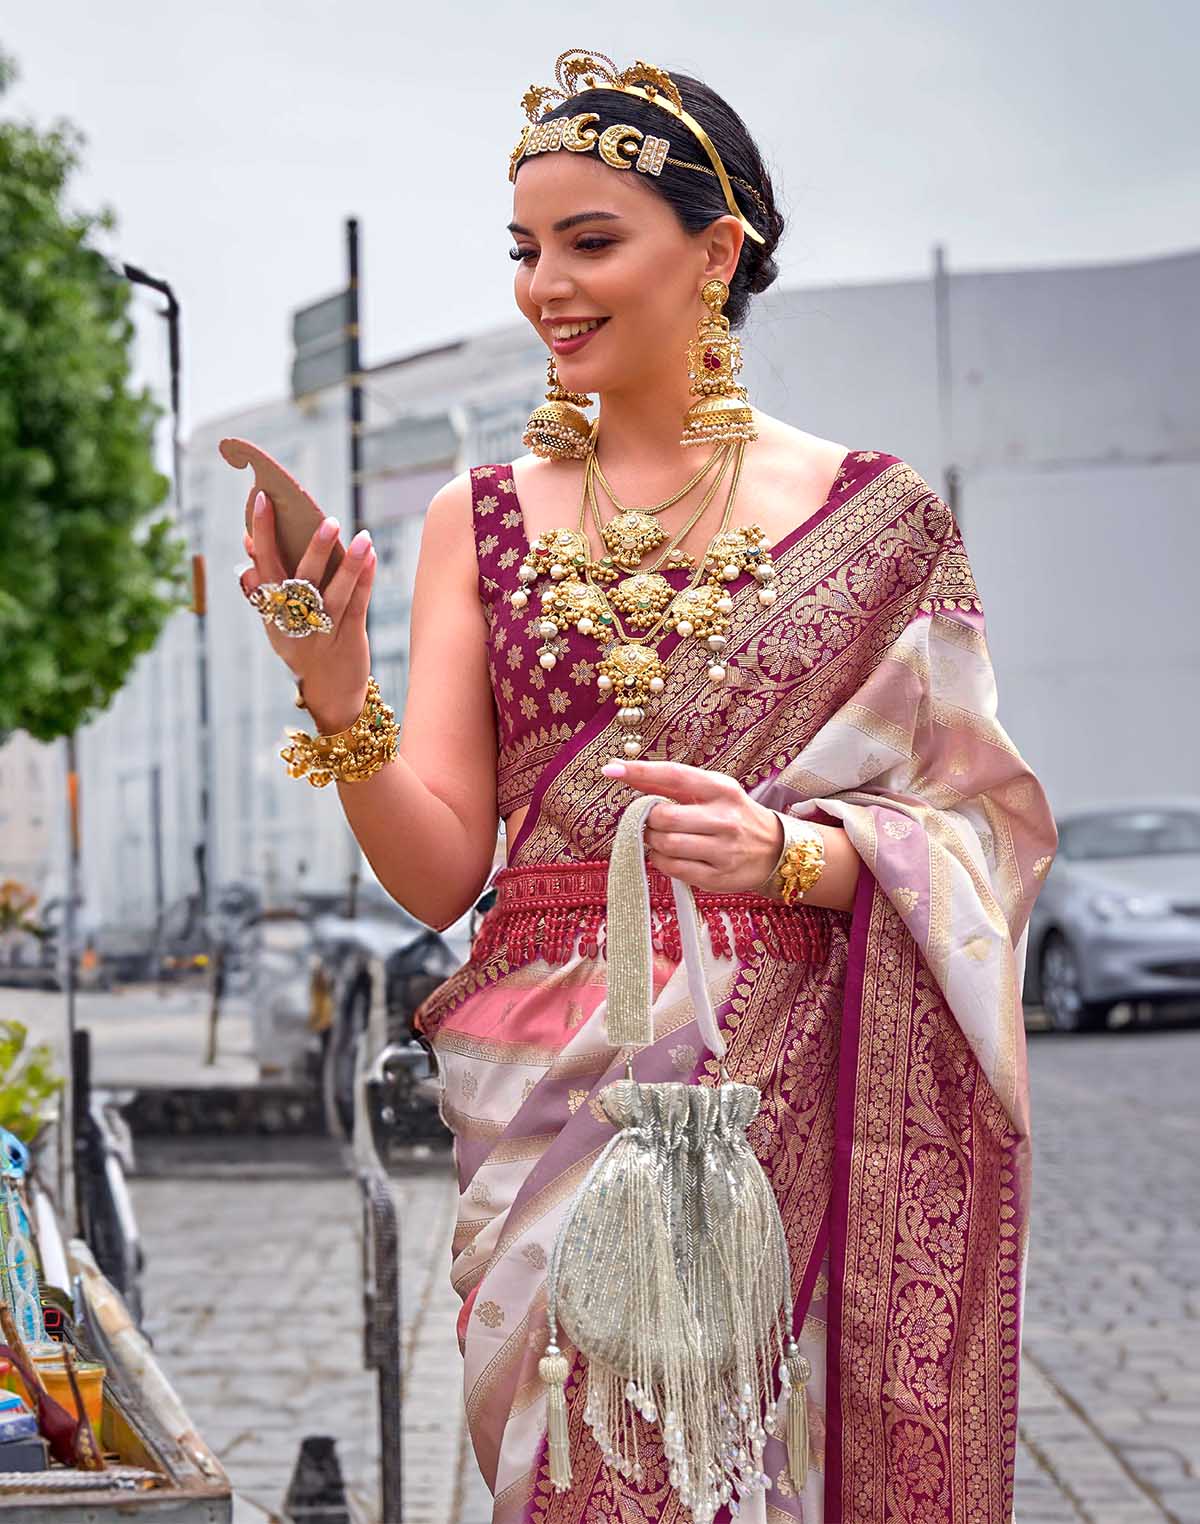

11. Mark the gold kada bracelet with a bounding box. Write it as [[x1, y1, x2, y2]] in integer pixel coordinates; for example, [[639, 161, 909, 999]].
[[768, 813, 826, 905], [280, 676, 399, 787]]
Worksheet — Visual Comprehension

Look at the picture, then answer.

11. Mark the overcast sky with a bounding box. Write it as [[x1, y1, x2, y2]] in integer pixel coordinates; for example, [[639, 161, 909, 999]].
[[5, 0, 1198, 432]]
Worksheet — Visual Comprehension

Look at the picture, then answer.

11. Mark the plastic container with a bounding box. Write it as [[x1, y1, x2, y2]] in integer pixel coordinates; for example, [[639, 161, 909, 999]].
[[0, 1351, 106, 1435]]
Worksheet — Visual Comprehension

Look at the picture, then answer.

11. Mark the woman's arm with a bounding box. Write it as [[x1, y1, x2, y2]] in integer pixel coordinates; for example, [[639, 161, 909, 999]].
[[601, 758, 863, 913], [757, 814, 863, 913], [304, 474, 501, 930]]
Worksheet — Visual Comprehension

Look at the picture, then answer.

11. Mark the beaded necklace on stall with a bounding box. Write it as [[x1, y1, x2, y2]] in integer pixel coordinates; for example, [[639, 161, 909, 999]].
[[510, 442, 779, 759]]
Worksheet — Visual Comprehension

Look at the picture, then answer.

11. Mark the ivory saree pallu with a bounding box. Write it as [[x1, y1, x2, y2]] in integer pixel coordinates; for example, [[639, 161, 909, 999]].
[[414, 449, 1058, 1524]]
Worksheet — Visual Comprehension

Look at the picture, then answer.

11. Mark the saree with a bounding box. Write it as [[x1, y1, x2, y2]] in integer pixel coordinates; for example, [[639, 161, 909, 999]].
[[414, 449, 1057, 1523]]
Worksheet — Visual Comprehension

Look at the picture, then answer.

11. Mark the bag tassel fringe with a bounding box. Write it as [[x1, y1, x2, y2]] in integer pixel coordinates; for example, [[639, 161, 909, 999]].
[[539, 1342, 573, 1490], [782, 1339, 811, 1492], [543, 1081, 797, 1521]]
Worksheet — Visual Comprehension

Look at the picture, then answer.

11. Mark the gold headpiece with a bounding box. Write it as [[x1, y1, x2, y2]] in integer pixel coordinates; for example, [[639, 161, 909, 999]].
[[509, 49, 766, 246]]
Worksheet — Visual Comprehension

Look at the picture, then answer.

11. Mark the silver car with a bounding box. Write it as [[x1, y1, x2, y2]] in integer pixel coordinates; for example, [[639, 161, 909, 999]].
[[1025, 799, 1200, 1031]]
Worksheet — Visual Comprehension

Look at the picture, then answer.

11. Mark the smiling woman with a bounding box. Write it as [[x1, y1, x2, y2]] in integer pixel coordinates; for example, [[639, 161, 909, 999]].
[[238, 42, 1058, 1524]]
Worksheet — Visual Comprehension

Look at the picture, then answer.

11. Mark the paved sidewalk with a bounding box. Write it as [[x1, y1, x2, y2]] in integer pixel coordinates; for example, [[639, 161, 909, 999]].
[[9, 979, 259, 1088], [133, 1154, 492, 1524]]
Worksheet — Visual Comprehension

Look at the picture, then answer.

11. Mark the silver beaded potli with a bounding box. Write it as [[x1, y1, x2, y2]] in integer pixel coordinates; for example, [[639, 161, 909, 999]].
[[539, 794, 811, 1521]]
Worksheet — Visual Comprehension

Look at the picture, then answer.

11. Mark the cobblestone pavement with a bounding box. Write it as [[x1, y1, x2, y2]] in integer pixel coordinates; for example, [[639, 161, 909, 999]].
[[132, 1150, 492, 1524], [1016, 1018, 1200, 1524]]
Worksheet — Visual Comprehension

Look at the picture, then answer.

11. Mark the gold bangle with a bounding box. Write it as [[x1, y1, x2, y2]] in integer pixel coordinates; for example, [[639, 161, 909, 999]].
[[768, 814, 826, 905], [279, 676, 398, 787]]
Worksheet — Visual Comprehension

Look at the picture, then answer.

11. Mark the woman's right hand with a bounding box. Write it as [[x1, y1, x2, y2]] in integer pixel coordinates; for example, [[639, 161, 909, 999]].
[[238, 489, 378, 735]]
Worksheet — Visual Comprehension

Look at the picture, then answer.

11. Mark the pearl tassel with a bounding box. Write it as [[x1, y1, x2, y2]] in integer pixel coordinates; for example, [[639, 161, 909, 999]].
[[540, 1340, 573, 1491], [782, 1339, 811, 1491]]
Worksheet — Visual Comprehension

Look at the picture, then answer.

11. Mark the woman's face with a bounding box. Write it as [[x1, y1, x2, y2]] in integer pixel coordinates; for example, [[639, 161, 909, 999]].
[[509, 151, 737, 398]]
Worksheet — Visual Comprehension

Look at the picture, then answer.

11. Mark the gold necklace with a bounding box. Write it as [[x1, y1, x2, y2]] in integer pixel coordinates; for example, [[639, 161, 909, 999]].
[[512, 443, 779, 757], [591, 445, 735, 572], [593, 443, 725, 514], [590, 444, 727, 565], [591, 448, 737, 630]]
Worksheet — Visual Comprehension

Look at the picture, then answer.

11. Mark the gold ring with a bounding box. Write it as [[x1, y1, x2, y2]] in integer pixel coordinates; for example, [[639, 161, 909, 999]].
[[247, 578, 334, 639]]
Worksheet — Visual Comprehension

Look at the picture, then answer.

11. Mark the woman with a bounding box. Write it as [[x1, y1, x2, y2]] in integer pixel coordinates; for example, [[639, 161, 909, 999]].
[[239, 49, 1056, 1524]]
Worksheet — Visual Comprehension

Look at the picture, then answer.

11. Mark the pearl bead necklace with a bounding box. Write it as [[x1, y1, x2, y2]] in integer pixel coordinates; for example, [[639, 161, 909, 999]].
[[509, 442, 779, 757]]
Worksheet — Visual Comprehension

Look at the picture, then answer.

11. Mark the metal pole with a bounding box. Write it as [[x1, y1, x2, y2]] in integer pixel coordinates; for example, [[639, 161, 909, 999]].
[[932, 243, 959, 522], [347, 218, 364, 539], [346, 220, 365, 920], [149, 763, 165, 942], [60, 734, 80, 1237], [121, 264, 216, 925]]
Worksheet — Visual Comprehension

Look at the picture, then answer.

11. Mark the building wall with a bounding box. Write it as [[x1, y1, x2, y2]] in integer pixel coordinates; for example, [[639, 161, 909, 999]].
[[48, 245, 1198, 929], [741, 249, 1199, 809], [0, 731, 54, 895]]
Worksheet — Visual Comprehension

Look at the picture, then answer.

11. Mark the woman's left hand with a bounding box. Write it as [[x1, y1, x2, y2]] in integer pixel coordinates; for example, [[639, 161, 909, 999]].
[[600, 758, 782, 893]]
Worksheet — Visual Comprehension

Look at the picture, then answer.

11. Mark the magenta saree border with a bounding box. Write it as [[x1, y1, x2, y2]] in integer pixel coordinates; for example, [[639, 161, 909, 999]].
[[824, 860, 877, 1523]]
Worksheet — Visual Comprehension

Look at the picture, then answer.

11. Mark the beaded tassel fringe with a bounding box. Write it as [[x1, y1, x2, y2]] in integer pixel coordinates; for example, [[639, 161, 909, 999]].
[[538, 1343, 572, 1490], [541, 1079, 800, 1522], [782, 1339, 811, 1492]]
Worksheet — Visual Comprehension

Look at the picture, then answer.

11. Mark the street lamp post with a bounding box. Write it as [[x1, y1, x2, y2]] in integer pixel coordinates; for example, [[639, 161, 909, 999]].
[[120, 264, 216, 939]]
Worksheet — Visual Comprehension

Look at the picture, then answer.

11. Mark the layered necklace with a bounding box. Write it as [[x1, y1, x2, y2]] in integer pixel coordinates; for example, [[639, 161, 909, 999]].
[[510, 440, 778, 759]]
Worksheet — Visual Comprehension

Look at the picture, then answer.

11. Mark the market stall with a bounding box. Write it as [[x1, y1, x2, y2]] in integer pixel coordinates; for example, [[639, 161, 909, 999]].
[[0, 1108, 232, 1521]]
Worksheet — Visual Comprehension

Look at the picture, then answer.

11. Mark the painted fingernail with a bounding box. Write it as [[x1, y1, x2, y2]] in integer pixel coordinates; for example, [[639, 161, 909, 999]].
[[602, 762, 627, 777], [349, 529, 372, 557], [318, 517, 339, 541], [254, 491, 267, 516]]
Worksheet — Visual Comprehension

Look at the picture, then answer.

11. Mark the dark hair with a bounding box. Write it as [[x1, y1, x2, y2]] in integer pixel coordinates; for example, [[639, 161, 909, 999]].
[[529, 72, 785, 328]]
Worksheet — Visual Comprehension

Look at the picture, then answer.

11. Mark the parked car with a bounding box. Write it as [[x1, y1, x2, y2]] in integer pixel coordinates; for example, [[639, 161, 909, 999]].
[[1025, 799, 1200, 1031]]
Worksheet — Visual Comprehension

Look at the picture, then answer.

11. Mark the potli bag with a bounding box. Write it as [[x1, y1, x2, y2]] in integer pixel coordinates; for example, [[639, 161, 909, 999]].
[[539, 794, 811, 1521]]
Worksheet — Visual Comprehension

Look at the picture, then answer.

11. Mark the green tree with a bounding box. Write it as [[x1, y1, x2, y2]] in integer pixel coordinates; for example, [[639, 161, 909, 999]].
[[0, 48, 187, 744]]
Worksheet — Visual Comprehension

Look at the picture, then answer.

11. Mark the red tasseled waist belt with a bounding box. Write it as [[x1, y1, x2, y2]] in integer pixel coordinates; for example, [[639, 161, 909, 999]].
[[469, 858, 836, 968]]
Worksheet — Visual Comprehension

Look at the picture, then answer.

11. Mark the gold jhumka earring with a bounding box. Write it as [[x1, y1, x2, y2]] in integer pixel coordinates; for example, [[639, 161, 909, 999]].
[[680, 278, 757, 447], [522, 357, 595, 460]]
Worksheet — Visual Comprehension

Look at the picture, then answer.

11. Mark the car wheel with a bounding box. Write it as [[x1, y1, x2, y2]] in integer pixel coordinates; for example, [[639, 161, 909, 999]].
[[1040, 934, 1109, 1032]]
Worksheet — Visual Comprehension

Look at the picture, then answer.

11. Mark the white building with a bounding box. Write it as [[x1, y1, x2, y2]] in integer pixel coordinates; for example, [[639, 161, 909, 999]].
[[0, 732, 53, 895], [5, 245, 1195, 932]]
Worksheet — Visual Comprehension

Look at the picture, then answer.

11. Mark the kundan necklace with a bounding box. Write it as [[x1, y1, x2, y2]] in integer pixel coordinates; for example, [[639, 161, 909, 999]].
[[590, 443, 727, 569], [510, 441, 779, 758], [589, 445, 738, 613]]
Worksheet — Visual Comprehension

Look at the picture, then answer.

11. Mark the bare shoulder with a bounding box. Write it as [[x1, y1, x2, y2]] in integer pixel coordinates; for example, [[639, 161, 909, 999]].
[[423, 467, 474, 530], [418, 469, 480, 564], [750, 414, 855, 486], [509, 451, 582, 503]]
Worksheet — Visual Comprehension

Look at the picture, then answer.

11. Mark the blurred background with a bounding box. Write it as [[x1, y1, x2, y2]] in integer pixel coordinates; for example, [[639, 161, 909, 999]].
[[0, 3, 1196, 1522]]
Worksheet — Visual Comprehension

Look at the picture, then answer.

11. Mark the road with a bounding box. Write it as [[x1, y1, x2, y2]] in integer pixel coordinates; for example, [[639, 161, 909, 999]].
[[1017, 1018, 1200, 1524]]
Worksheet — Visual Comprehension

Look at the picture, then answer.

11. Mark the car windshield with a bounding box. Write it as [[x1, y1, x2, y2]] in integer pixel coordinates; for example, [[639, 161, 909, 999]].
[[1058, 809, 1200, 861]]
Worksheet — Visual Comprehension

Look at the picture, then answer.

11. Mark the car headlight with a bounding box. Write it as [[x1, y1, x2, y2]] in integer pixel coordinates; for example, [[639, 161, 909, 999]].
[[1089, 892, 1174, 922]]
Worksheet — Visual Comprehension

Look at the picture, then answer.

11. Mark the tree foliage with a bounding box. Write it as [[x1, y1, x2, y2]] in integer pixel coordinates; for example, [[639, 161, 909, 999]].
[[0, 1020, 62, 1143], [0, 49, 187, 743], [0, 879, 44, 939]]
